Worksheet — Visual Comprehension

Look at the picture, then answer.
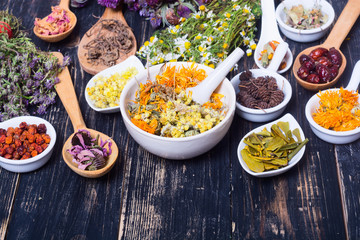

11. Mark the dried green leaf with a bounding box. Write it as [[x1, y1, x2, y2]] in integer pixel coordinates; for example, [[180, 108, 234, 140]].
[[292, 128, 302, 142], [266, 136, 286, 151], [241, 149, 265, 173]]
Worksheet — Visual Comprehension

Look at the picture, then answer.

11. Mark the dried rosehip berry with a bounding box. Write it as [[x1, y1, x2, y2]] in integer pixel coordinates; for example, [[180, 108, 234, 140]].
[[37, 124, 47, 134], [317, 56, 333, 68], [328, 47, 342, 67], [299, 54, 311, 65], [329, 65, 339, 80], [0, 128, 6, 136], [306, 74, 320, 84], [12, 151, 20, 159], [302, 59, 315, 70], [316, 64, 332, 83], [19, 122, 27, 129], [309, 47, 329, 61], [297, 66, 310, 80]]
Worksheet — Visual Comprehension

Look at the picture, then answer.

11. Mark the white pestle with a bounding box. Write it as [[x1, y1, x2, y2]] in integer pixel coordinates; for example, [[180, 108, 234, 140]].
[[254, 0, 293, 73], [267, 42, 289, 72], [188, 47, 244, 105], [345, 60, 360, 91]]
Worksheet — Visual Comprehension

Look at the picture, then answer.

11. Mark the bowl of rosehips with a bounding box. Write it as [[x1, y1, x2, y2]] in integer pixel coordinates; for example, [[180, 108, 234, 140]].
[[293, 46, 344, 91], [0, 116, 56, 173]]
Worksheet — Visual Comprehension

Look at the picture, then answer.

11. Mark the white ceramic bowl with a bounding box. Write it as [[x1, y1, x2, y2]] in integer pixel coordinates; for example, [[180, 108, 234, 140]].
[[237, 113, 306, 177], [276, 0, 335, 42], [230, 69, 292, 122], [0, 116, 56, 173], [305, 90, 360, 144], [85, 55, 145, 113], [305, 60, 360, 144], [119, 62, 236, 160]]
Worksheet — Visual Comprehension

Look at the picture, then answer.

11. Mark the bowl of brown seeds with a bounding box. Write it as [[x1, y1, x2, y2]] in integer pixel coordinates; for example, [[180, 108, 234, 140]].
[[230, 69, 292, 122]]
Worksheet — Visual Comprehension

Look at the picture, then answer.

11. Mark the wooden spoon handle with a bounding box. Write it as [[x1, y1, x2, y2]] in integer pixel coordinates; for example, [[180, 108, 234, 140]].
[[58, 0, 70, 10], [52, 52, 87, 131], [101, 6, 128, 26], [323, 0, 360, 48]]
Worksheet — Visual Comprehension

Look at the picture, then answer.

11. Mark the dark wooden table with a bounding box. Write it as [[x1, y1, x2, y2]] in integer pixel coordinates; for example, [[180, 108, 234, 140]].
[[1, 0, 359, 239]]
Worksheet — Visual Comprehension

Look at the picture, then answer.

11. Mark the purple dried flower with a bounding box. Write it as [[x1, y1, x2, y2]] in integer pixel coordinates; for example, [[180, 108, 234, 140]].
[[62, 55, 71, 68], [97, 0, 120, 8], [44, 60, 54, 72], [146, 0, 162, 8], [36, 104, 47, 115], [149, 12, 162, 28], [26, 79, 34, 88], [196, 0, 212, 4], [139, 8, 151, 17], [45, 78, 54, 90], [34, 71, 44, 81], [177, 4, 192, 18], [54, 77, 60, 84]]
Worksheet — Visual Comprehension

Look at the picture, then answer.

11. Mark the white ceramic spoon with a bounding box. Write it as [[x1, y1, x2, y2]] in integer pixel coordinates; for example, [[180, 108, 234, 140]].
[[188, 47, 244, 105], [254, 0, 293, 73], [85, 55, 145, 113], [305, 60, 360, 144]]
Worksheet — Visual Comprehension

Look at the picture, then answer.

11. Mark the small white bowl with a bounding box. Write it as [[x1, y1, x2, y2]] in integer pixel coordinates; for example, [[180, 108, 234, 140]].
[[305, 60, 360, 144], [305, 95, 360, 144], [0, 116, 56, 173], [85, 55, 145, 113], [119, 62, 236, 160], [276, 0, 335, 42], [237, 113, 306, 177], [230, 69, 292, 122]]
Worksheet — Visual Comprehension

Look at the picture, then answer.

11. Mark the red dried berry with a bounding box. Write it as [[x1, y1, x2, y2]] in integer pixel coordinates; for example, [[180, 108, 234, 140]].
[[299, 54, 311, 65], [297, 65, 310, 80], [317, 56, 333, 68], [306, 74, 320, 84], [309, 47, 329, 61], [19, 122, 28, 129], [0, 128, 6, 136], [302, 59, 315, 70], [37, 124, 47, 134], [328, 47, 342, 67], [316, 64, 332, 83], [329, 65, 339, 80]]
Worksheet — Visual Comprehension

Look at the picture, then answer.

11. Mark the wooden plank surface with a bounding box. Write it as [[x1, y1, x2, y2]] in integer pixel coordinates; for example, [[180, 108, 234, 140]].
[[0, 0, 360, 239]]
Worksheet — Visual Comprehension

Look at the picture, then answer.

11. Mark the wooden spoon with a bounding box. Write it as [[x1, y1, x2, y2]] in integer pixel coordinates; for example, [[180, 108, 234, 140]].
[[293, 0, 360, 91], [33, 0, 77, 43], [52, 52, 119, 178], [77, 6, 137, 75]]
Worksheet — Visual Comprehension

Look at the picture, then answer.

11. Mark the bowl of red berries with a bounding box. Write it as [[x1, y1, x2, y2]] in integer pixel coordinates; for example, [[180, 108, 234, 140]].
[[0, 116, 56, 173]]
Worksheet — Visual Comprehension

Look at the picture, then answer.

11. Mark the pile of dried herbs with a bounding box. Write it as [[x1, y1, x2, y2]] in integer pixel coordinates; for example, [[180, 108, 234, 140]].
[[0, 11, 70, 122], [284, 4, 328, 30], [241, 121, 308, 173], [83, 19, 134, 67]]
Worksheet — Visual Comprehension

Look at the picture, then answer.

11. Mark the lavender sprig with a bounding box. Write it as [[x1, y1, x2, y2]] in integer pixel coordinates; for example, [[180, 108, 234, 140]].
[[0, 11, 70, 122]]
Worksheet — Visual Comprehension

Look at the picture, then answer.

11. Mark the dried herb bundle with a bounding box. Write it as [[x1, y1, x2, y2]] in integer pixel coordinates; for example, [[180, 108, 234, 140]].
[[84, 19, 134, 67], [236, 70, 284, 110]]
